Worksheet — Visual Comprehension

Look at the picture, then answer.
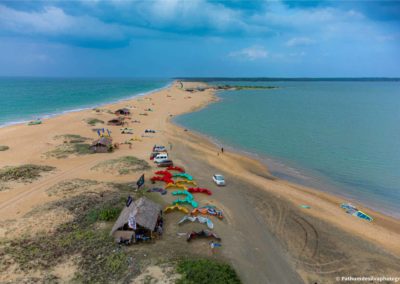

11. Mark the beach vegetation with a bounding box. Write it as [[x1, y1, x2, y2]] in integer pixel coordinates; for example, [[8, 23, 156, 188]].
[[0, 178, 216, 283], [0, 164, 55, 183], [1, 180, 134, 283], [0, 145, 9, 151], [86, 206, 121, 223], [46, 178, 100, 196], [45, 134, 92, 158], [86, 118, 104, 126], [176, 259, 241, 284], [54, 134, 90, 143], [91, 156, 151, 175], [93, 108, 113, 114]]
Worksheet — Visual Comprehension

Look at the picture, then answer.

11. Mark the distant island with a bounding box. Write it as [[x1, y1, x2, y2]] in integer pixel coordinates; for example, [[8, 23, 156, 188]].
[[214, 85, 279, 90], [183, 84, 279, 93]]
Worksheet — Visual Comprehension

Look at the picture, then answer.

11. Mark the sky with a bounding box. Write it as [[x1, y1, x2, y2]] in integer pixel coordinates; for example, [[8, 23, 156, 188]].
[[0, 0, 399, 77]]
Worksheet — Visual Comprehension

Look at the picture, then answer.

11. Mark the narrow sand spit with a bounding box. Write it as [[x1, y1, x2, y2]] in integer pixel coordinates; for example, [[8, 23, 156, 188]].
[[0, 81, 399, 283]]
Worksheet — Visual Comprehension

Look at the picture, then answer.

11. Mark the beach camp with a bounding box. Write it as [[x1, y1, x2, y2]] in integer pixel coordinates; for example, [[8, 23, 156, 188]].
[[110, 197, 163, 244]]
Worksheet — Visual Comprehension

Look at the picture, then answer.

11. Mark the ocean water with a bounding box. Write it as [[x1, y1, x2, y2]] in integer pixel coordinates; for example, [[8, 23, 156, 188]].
[[0, 78, 170, 126], [176, 80, 400, 217]]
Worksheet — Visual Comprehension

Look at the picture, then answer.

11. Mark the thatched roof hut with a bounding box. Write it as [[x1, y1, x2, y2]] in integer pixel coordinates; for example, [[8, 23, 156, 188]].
[[115, 108, 131, 116], [110, 197, 162, 242], [90, 137, 112, 153], [107, 117, 124, 126]]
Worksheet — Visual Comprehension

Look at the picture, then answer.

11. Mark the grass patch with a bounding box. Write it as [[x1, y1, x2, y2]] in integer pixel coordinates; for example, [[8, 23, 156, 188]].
[[1, 181, 137, 283], [3, 227, 129, 283], [0, 179, 164, 283], [176, 259, 241, 284], [0, 164, 55, 183], [86, 118, 104, 126], [0, 145, 9, 151], [46, 179, 100, 196], [92, 156, 151, 175], [86, 206, 121, 224], [93, 108, 113, 114], [45, 143, 92, 159], [45, 134, 92, 159], [54, 134, 90, 144]]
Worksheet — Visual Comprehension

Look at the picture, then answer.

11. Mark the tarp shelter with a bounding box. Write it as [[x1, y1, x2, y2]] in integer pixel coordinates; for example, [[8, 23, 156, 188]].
[[90, 137, 112, 153], [115, 108, 131, 116], [110, 197, 162, 243]]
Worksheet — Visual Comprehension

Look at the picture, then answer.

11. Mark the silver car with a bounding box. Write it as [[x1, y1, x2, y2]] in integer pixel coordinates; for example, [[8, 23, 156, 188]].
[[212, 174, 225, 186]]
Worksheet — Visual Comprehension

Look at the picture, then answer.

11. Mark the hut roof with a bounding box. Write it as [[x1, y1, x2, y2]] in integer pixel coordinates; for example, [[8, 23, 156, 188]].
[[92, 137, 112, 146], [109, 117, 123, 122], [110, 197, 161, 236], [115, 108, 130, 114]]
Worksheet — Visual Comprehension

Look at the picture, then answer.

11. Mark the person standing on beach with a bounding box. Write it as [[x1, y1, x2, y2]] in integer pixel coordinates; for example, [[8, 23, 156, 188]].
[[210, 241, 221, 254], [221, 147, 224, 153]]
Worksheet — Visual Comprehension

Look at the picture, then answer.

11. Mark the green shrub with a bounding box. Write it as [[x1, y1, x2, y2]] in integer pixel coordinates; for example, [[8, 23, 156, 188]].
[[55, 134, 89, 143], [86, 118, 104, 126], [3, 187, 133, 283], [86, 206, 121, 223], [44, 135, 92, 158], [0, 164, 55, 182], [72, 143, 92, 155], [0, 145, 9, 151], [177, 259, 241, 284]]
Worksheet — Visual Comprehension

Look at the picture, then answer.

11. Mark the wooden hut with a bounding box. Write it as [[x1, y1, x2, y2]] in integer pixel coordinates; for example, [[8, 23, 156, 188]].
[[115, 108, 131, 116], [110, 197, 163, 244], [107, 117, 124, 126], [89, 137, 112, 153]]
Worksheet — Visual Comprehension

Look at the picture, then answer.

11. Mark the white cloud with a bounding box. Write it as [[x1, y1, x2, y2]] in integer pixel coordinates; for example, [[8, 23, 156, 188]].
[[0, 5, 126, 40], [286, 37, 315, 47], [229, 45, 268, 61], [0, 0, 393, 51]]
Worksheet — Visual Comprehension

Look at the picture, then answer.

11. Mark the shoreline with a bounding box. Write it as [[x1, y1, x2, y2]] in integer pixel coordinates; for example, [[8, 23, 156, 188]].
[[0, 81, 399, 282], [173, 88, 400, 220], [173, 121, 400, 220], [167, 85, 400, 256], [0, 80, 172, 129]]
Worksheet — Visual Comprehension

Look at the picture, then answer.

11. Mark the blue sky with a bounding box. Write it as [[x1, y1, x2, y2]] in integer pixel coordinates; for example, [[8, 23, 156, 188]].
[[0, 0, 399, 77]]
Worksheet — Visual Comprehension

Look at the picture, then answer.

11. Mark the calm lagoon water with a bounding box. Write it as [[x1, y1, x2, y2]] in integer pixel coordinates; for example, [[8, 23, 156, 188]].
[[176, 80, 400, 217], [0, 78, 170, 126]]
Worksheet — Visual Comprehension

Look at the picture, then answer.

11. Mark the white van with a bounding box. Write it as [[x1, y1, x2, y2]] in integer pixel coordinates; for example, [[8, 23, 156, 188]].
[[154, 153, 168, 163]]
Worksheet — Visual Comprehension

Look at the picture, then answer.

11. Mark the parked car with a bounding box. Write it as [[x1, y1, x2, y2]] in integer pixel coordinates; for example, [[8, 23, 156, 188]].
[[150, 151, 166, 160], [157, 160, 174, 167], [153, 145, 166, 152], [212, 174, 225, 186], [154, 153, 169, 163]]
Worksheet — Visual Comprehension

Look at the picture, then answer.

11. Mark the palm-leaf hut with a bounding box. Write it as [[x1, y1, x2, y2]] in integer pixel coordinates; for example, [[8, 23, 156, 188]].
[[115, 108, 131, 116], [89, 137, 112, 153], [110, 197, 163, 243], [107, 117, 124, 126]]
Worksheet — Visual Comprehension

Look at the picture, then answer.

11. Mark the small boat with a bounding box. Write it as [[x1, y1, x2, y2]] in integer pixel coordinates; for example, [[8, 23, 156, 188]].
[[28, 120, 42, 126], [341, 203, 373, 222]]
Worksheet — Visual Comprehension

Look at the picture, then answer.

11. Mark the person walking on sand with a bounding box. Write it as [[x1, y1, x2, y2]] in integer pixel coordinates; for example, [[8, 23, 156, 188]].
[[221, 147, 224, 154], [210, 241, 222, 254]]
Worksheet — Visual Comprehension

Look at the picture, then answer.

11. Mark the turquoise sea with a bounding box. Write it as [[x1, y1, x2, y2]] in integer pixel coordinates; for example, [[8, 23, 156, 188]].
[[176, 79, 400, 217], [0, 78, 170, 127]]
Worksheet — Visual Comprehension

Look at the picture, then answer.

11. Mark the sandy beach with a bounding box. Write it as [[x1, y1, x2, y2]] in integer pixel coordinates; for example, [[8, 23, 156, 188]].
[[0, 81, 399, 283]]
